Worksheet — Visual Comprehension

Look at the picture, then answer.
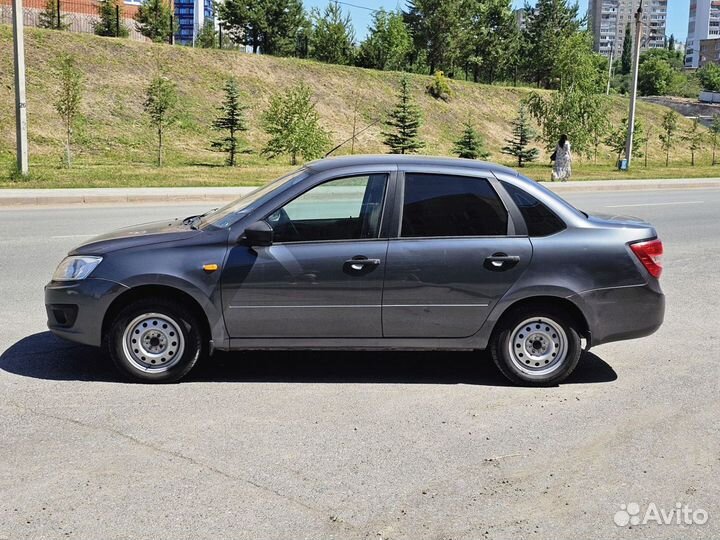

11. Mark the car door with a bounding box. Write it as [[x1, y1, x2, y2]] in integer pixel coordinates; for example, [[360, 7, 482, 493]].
[[382, 170, 532, 338], [221, 171, 392, 338]]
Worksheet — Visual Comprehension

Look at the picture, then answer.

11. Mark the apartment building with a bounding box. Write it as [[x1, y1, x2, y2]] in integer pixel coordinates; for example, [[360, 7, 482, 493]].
[[588, 0, 668, 58], [685, 0, 720, 67]]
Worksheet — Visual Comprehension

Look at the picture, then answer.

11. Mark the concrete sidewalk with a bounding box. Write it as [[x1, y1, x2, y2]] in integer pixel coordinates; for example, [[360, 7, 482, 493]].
[[2, 177, 720, 206]]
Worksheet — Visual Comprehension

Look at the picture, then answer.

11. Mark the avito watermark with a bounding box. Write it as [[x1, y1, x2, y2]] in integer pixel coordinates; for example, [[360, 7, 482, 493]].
[[614, 502, 709, 527]]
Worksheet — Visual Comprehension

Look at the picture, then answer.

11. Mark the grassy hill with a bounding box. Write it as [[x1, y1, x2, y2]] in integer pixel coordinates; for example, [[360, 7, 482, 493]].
[[0, 25, 714, 188]]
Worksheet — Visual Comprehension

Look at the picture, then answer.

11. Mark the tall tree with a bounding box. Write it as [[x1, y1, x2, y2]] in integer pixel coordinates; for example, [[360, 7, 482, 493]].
[[453, 120, 490, 159], [501, 105, 538, 167], [195, 19, 217, 48], [405, 0, 463, 75], [461, 0, 519, 84], [212, 78, 248, 166], [682, 118, 705, 166], [261, 83, 330, 165], [144, 75, 178, 167], [667, 34, 675, 51], [310, 1, 355, 65], [39, 0, 69, 30], [659, 110, 678, 166], [638, 57, 674, 96], [94, 0, 129, 37], [521, 0, 582, 88], [382, 75, 425, 154], [53, 55, 83, 168], [356, 9, 413, 71], [620, 23, 632, 75], [218, 0, 307, 56], [134, 0, 175, 43], [263, 0, 308, 56]]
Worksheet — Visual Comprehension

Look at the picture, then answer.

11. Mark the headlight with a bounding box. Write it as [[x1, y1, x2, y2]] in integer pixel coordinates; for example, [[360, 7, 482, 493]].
[[52, 256, 103, 281]]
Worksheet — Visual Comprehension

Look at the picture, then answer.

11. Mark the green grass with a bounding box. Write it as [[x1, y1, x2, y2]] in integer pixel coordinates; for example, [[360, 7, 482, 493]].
[[1, 25, 717, 188]]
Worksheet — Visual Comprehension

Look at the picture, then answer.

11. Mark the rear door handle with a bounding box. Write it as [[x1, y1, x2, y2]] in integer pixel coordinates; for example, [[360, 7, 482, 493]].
[[344, 256, 381, 272], [484, 252, 520, 271]]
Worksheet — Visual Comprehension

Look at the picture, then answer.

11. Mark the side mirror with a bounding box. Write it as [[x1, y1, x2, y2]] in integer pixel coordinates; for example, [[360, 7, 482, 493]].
[[242, 220, 273, 247]]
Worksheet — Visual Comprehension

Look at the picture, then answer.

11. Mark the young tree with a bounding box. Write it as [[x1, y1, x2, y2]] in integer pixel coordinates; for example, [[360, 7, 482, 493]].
[[405, 0, 463, 75], [526, 89, 610, 156], [310, 1, 355, 65], [53, 55, 83, 168], [682, 117, 705, 166], [39, 0, 69, 30], [659, 110, 678, 166], [521, 0, 582, 88], [604, 118, 646, 162], [261, 83, 330, 165], [144, 75, 178, 167], [211, 78, 248, 166], [620, 23, 632, 75], [382, 75, 425, 154], [196, 19, 217, 48], [426, 70, 453, 101], [453, 121, 490, 160], [134, 0, 175, 43], [501, 105, 539, 167], [356, 8, 412, 71], [710, 114, 720, 165], [94, 0, 129, 37]]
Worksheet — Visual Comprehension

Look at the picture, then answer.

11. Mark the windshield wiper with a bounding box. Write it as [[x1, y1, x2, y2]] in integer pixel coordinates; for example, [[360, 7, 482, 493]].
[[182, 208, 218, 230]]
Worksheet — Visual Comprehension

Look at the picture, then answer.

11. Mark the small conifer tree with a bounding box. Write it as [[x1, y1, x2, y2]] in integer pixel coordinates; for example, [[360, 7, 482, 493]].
[[212, 78, 248, 166], [453, 121, 489, 160], [501, 105, 539, 167], [382, 75, 425, 155]]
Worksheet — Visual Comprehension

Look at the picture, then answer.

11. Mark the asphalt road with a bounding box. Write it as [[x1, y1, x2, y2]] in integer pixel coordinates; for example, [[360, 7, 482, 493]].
[[1, 188, 718, 540]]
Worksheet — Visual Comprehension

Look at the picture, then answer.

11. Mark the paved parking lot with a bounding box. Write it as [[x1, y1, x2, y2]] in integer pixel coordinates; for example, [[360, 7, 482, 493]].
[[1, 188, 718, 539]]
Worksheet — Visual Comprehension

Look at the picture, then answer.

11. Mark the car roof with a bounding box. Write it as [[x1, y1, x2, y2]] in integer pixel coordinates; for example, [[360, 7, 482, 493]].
[[304, 154, 521, 177]]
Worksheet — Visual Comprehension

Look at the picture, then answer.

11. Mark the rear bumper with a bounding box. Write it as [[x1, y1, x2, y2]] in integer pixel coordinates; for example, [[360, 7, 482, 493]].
[[572, 283, 665, 348], [45, 278, 128, 347]]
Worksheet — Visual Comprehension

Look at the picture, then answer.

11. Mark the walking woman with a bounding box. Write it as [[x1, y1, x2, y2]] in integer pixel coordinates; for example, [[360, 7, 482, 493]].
[[551, 134, 572, 181]]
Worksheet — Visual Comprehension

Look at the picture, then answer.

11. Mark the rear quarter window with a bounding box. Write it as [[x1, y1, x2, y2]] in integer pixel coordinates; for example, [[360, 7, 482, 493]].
[[502, 182, 566, 237]]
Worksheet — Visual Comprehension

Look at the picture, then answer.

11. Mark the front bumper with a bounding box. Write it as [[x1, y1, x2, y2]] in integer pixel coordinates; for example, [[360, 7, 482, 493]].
[[571, 282, 665, 348], [45, 278, 128, 347]]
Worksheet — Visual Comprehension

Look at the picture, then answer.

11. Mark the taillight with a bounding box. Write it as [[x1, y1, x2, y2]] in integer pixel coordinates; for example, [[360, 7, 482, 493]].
[[630, 239, 663, 279]]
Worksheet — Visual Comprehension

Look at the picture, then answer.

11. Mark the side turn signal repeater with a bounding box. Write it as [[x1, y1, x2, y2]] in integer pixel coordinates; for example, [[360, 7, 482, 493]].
[[202, 264, 219, 272]]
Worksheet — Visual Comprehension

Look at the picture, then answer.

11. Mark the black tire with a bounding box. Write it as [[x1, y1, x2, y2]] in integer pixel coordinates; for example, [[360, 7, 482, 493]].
[[490, 306, 582, 387], [106, 297, 205, 383]]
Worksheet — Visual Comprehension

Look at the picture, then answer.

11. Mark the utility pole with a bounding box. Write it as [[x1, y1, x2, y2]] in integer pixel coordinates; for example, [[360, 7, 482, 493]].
[[624, 0, 643, 169], [12, 0, 29, 176], [606, 43, 614, 96]]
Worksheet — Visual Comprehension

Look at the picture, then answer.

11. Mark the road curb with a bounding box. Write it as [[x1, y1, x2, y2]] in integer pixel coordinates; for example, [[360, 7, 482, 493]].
[[2, 180, 720, 206]]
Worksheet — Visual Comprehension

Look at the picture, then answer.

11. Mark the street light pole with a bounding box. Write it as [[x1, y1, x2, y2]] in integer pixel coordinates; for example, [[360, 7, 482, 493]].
[[12, 0, 29, 176], [624, 0, 643, 169], [13, 0, 28, 176]]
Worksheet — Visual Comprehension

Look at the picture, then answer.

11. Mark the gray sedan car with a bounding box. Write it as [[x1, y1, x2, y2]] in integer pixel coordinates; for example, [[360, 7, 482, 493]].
[[45, 155, 664, 386]]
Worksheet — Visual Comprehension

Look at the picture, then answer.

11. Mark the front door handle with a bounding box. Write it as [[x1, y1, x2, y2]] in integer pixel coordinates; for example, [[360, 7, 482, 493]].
[[344, 256, 381, 272], [484, 252, 520, 271]]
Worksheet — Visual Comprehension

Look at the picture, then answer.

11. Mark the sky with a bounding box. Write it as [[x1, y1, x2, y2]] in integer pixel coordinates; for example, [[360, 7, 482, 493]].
[[303, 0, 690, 43]]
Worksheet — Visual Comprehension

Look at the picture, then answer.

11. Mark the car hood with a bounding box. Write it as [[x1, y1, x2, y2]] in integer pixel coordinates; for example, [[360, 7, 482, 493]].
[[69, 218, 201, 255]]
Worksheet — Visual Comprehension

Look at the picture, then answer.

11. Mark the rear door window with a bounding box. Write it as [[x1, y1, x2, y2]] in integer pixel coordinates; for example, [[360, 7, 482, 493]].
[[502, 182, 566, 237], [401, 173, 508, 237]]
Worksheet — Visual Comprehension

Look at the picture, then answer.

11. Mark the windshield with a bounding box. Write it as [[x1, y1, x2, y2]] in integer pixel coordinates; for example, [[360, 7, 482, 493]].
[[202, 168, 308, 228]]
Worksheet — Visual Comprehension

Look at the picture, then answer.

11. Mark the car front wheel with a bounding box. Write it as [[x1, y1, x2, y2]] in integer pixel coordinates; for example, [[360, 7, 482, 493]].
[[491, 307, 582, 386], [106, 298, 204, 383]]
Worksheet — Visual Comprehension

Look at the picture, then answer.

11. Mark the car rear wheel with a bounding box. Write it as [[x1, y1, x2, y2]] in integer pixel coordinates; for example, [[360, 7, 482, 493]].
[[491, 306, 581, 386], [106, 298, 204, 383]]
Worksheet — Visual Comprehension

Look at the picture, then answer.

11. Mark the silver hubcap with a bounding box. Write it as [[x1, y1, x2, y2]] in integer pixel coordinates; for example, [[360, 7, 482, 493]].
[[507, 317, 568, 377], [122, 313, 185, 373]]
